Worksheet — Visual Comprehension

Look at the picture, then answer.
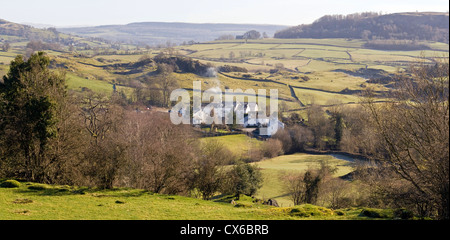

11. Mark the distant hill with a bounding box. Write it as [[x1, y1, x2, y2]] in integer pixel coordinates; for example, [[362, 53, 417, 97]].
[[57, 22, 289, 46], [0, 18, 60, 40], [275, 12, 449, 43], [0, 18, 112, 56]]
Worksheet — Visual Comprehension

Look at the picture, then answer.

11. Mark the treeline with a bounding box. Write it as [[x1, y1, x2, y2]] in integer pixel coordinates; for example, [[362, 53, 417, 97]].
[[275, 12, 449, 43], [0, 52, 262, 201], [364, 39, 432, 51]]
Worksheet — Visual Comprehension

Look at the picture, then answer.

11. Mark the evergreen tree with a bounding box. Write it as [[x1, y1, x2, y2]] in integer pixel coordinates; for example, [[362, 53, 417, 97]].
[[0, 52, 66, 182]]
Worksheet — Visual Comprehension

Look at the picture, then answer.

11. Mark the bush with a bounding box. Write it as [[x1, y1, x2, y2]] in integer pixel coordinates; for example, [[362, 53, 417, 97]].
[[262, 139, 284, 158], [335, 210, 345, 216], [0, 180, 21, 188]]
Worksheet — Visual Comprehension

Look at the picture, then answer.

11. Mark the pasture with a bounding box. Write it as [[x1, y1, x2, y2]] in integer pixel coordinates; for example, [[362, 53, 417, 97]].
[[254, 153, 355, 207], [0, 180, 386, 220]]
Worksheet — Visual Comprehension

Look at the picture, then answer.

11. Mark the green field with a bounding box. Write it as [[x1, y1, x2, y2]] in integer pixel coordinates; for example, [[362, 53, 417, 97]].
[[0, 181, 392, 220], [200, 134, 263, 158], [177, 38, 448, 113], [2, 35, 448, 111], [180, 38, 447, 74], [200, 135, 356, 208]]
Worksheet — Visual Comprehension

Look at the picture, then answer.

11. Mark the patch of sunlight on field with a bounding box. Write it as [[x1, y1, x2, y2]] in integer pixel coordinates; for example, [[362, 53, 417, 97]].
[[286, 72, 368, 92], [200, 134, 263, 158], [254, 153, 354, 207], [66, 73, 115, 93], [299, 49, 350, 60], [294, 88, 361, 106]]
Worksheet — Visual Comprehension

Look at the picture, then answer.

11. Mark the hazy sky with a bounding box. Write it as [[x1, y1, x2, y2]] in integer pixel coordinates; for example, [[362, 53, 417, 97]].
[[1, 0, 448, 26]]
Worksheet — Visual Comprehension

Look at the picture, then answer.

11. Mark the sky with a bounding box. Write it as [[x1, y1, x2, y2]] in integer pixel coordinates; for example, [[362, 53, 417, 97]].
[[0, 0, 448, 27]]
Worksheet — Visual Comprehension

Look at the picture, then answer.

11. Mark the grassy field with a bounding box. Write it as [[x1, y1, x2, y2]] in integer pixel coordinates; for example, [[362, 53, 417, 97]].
[[2, 36, 447, 112], [200, 134, 356, 208], [180, 38, 447, 74], [293, 88, 362, 105], [200, 134, 263, 158], [254, 153, 355, 207], [177, 38, 448, 113], [0, 180, 393, 220]]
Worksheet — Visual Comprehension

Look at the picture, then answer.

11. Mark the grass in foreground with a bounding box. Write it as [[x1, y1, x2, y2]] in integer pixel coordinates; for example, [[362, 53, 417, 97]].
[[0, 180, 398, 220]]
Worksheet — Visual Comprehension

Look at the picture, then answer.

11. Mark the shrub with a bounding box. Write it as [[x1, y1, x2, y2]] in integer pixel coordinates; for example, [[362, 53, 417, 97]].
[[335, 210, 345, 216], [0, 180, 21, 188], [262, 139, 284, 158]]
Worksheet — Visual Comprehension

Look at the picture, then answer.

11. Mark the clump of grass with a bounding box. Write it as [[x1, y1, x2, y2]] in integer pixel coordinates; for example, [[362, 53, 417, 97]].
[[289, 204, 335, 217], [0, 180, 21, 188], [234, 203, 253, 208]]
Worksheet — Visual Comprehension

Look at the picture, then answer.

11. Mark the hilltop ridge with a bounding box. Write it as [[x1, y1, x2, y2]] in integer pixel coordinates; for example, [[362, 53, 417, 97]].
[[275, 12, 449, 43]]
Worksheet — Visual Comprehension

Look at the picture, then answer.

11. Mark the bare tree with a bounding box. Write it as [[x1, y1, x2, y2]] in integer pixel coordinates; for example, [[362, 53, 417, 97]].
[[79, 94, 126, 189], [1, 42, 10, 52], [364, 59, 449, 219], [283, 161, 336, 205], [147, 63, 178, 107], [122, 112, 196, 194], [191, 140, 233, 200]]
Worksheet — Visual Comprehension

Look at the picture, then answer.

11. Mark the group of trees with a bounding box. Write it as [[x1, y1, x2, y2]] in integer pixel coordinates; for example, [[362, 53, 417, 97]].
[[0, 52, 263, 201], [132, 53, 219, 107], [1, 42, 10, 52], [275, 12, 449, 43]]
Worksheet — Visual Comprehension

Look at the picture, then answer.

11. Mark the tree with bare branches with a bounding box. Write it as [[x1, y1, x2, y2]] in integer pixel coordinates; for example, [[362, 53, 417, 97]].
[[365, 59, 449, 219]]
